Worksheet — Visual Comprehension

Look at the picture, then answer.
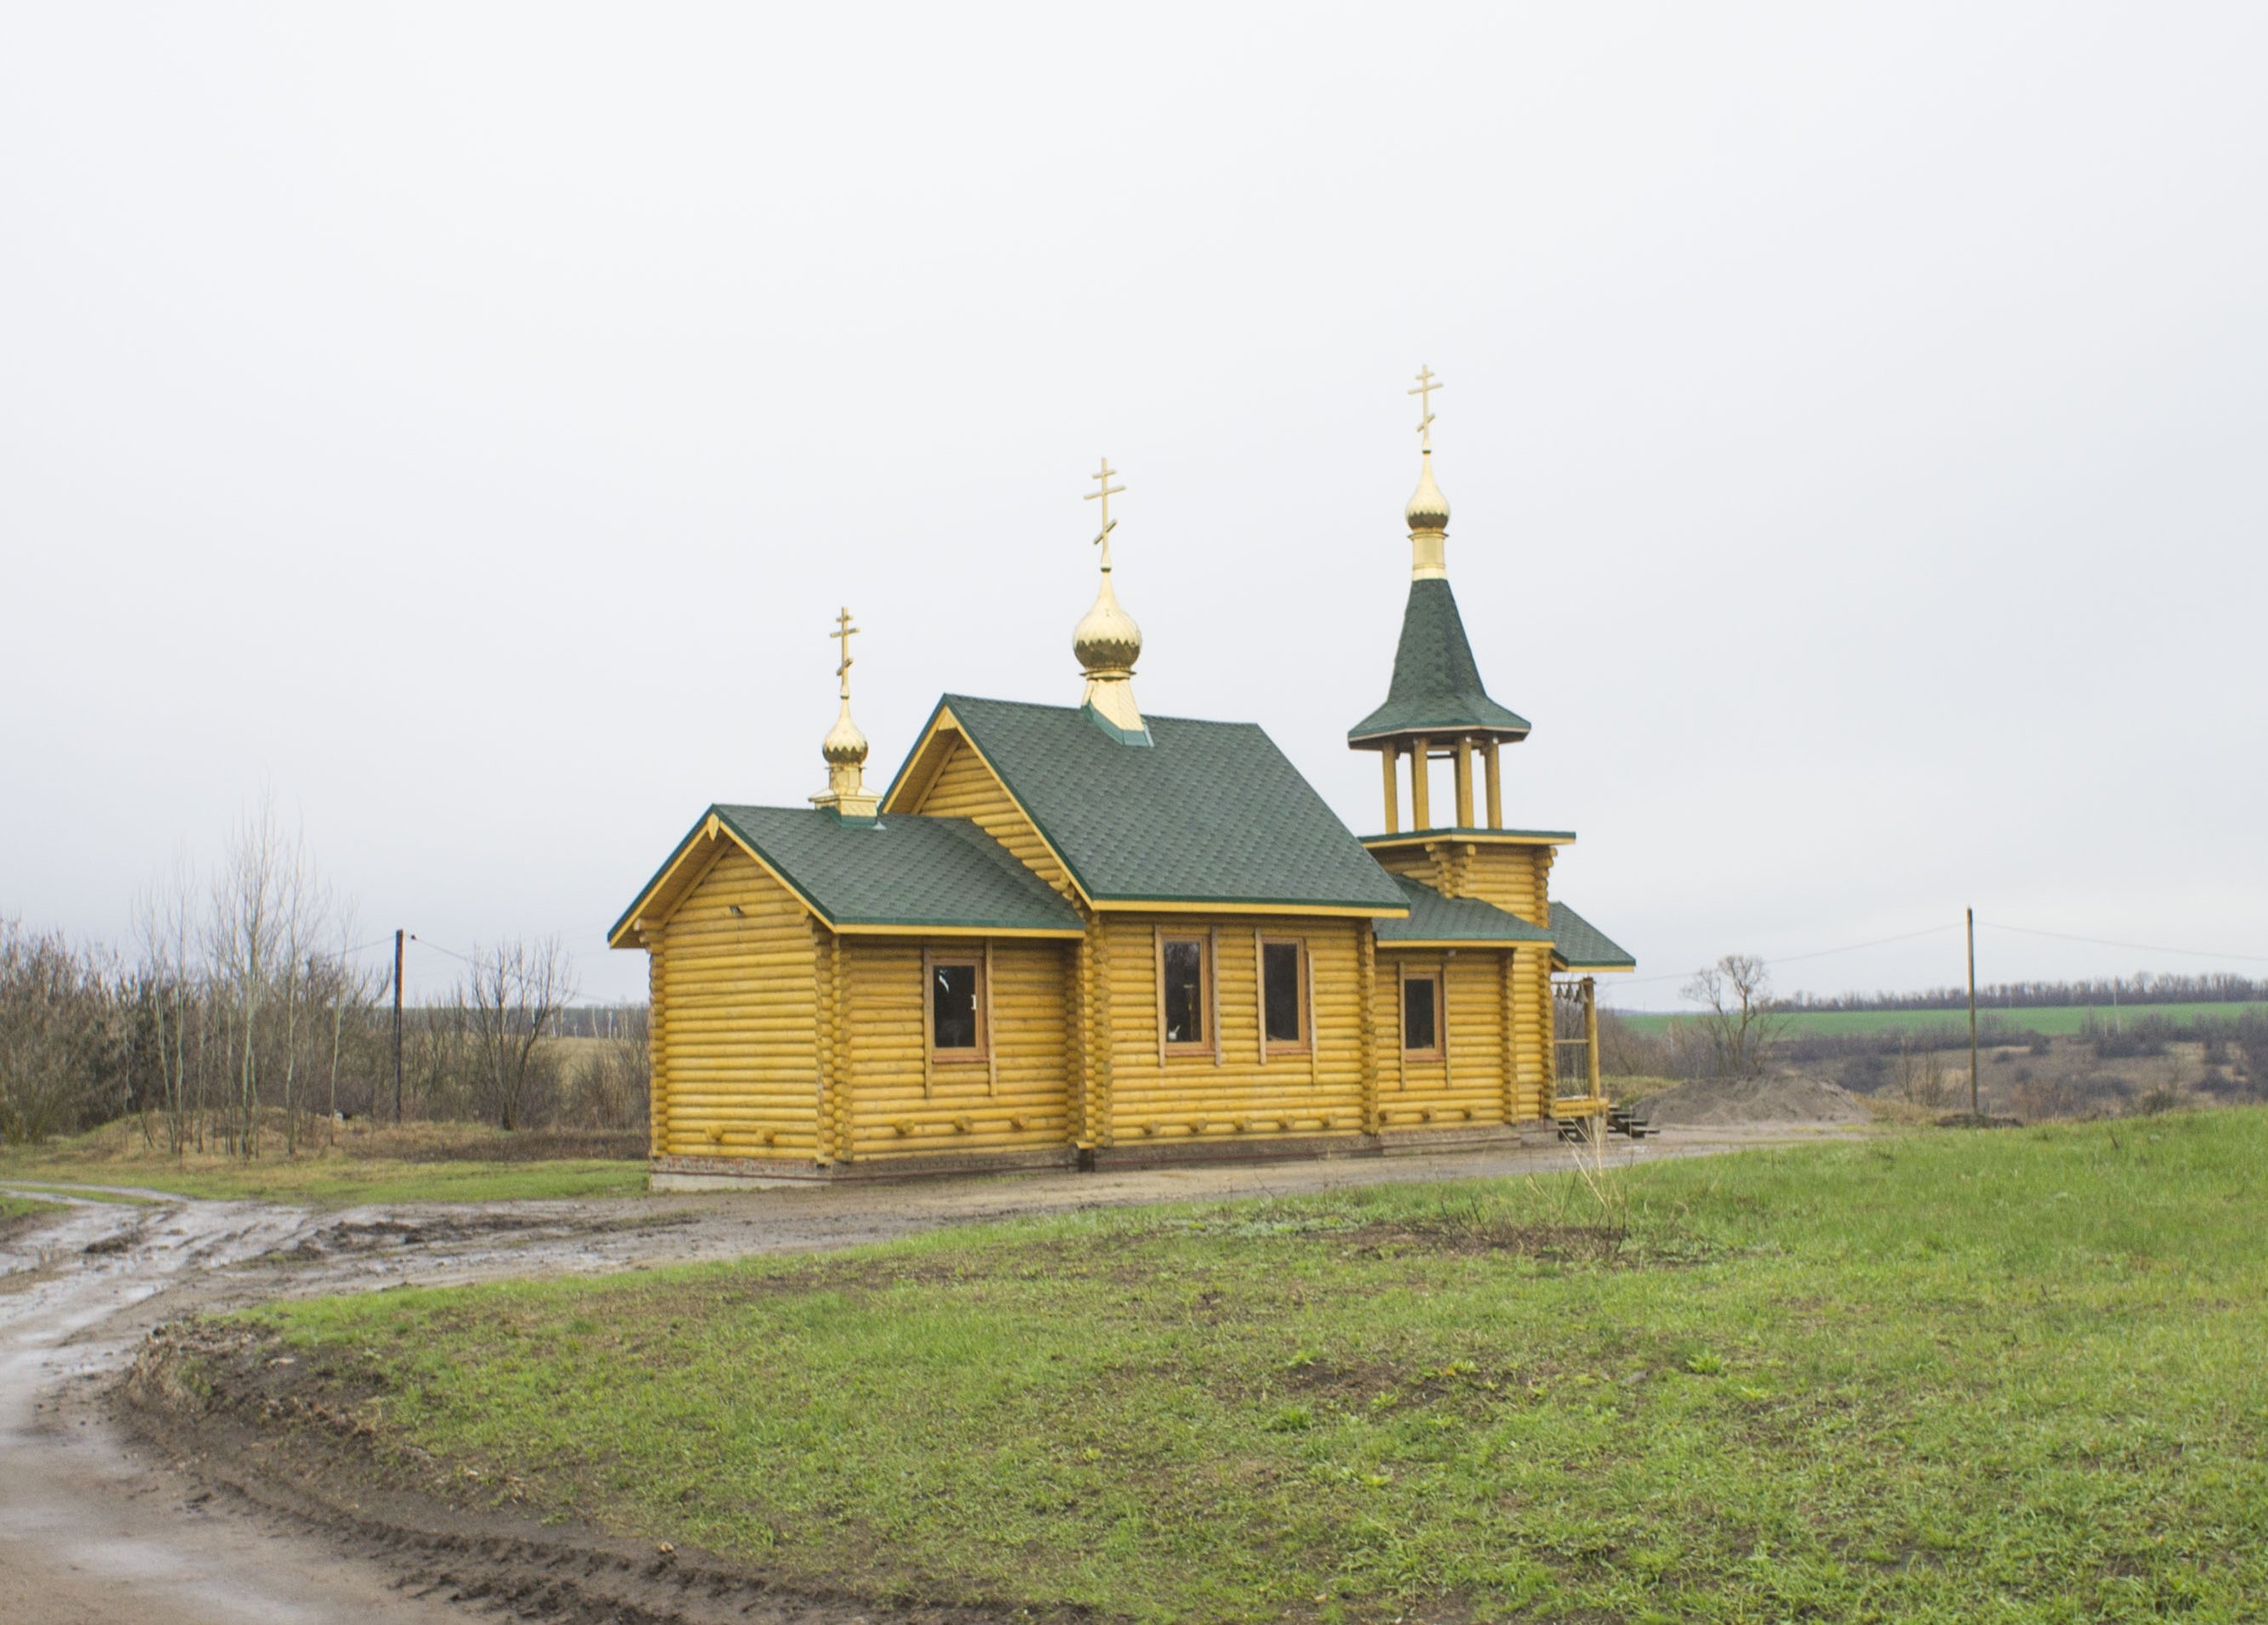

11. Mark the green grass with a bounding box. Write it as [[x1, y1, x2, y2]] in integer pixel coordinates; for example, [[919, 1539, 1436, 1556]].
[[0, 1153, 647, 1207], [0, 1191, 70, 1223], [235, 1111, 2268, 1622], [1616, 1000, 2268, 1038], [0, 1181, 158, 1206]]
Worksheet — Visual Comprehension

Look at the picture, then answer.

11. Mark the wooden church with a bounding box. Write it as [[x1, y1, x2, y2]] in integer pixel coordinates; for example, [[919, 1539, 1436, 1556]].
[[610, 373, 1632, 1184]]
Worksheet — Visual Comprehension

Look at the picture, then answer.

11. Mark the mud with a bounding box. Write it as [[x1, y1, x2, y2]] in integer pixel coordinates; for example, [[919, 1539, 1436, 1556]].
[[1634, 1074, 1872, 1127], [0, 1123, 1841, 1622]]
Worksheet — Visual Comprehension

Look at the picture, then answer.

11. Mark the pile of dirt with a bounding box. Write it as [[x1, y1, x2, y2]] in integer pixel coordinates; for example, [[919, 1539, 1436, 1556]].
[[1634, 1075, 1870, 1128], [1936, 1112, 2023, 1130]]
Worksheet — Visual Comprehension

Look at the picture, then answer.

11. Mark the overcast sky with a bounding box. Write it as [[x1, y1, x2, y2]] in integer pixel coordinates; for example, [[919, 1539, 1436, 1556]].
[[4, 3, 2264, 1007]]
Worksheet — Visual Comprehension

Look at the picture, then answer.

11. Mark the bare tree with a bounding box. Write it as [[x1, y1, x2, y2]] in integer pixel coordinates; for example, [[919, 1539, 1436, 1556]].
[[1895, 1036, 1949, 1109], [574, 1003, 651, 1129], [207, 802, 289, 1155], [460, 937, 577, 1131], [134, 855, 201, 1153], [1682, 953, 1789, 1079]]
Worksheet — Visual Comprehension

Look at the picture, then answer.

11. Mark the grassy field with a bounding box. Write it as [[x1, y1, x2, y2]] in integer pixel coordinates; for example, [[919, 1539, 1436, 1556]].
[[0, 1119, 649, 1206], [223, 1111, 2268, 1622], [1615, 1001, 2268, 1038]]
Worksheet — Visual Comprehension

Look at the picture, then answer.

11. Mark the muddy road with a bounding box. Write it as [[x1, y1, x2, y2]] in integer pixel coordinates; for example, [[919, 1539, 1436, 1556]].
[[0, 1126, 1845, 1622]]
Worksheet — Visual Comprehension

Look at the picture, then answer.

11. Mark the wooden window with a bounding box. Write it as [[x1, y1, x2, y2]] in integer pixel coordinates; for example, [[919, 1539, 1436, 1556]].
[[1261, 939, 1308, 1051], [1159, 934, 1210, 1048], [1401, 968, 1443, 1058], [927, 952, 985, 1061]]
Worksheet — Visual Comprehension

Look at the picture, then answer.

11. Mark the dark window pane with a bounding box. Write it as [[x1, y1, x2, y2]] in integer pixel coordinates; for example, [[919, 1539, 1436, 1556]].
[[1164, 939, 1205, 1044], [932, 962, 979, 1049], [1402, 975, 1437, 1052], [1263, 943, 1302, 1043]]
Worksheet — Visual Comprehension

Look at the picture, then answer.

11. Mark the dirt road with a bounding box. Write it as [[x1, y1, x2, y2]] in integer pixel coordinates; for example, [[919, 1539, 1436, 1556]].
[[0, 1126, 1847, 1622]]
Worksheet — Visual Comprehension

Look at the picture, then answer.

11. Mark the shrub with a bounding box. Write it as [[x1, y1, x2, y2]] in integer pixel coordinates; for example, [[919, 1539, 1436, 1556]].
[[0, 920, 131, 1143]]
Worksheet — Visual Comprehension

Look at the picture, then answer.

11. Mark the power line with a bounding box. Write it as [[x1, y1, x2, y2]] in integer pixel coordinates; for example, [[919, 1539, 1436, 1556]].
[[1603, 923, 1963, 988], [1978, 921, 2268, 964], [1773, 923, 1963, 966], [406, 934, 475, 966]]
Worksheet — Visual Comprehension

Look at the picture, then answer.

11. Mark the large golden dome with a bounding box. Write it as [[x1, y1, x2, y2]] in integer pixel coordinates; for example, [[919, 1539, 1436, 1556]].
[[1073, 572, 1142, 676]]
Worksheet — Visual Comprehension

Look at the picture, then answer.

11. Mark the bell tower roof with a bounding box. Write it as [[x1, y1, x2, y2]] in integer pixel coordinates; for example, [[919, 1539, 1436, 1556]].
[[1347, 578, 1531, 745], [1348, 367, 1529, 748]]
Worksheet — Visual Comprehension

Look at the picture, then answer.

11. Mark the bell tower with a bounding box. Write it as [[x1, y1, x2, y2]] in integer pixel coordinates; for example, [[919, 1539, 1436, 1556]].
[[1347, 367, 1531, 833]]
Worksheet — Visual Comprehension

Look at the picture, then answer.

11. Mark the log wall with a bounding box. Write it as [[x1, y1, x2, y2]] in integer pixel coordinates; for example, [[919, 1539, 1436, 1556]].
[[1097, 914, 1368, 1145], [1370, 943, 1554, 1125], [908, 734, 1079, 902], [841, 937, 1073, 1158], [1368, 840, 1554, 925], [651, 846, 821, 1160]]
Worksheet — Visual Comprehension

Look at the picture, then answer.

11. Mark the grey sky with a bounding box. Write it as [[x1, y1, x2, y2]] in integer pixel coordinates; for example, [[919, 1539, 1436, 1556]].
[[4, 4, 2264, 1006]]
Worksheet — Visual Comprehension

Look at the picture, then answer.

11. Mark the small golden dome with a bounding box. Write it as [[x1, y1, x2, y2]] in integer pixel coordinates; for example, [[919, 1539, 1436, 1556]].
[[1405, 449, 1450, 532], [1073, 572, 1142, 675], [821, 697, 868, 767]]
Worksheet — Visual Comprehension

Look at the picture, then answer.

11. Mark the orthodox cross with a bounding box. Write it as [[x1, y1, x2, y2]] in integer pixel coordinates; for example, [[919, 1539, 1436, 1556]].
[[1408, 364, 1443, 449], [1084, 456, 1125, 569], [830, 607, 858, 699]]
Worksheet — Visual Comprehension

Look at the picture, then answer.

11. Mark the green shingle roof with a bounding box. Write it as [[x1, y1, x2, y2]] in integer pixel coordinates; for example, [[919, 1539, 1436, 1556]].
[[1348, 578, 1532, 743], [611, 804, 1086, 939], [1549, 900, 1635, 970], [920, 695, 1409, 911], [1373, 876, 1555, 945]]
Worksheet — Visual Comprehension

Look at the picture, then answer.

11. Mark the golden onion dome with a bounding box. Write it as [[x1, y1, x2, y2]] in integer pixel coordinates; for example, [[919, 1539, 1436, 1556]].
[[1073, 571, 1142, 675], [820, 697, 868, 766], [1405, 449, 1450, 532]]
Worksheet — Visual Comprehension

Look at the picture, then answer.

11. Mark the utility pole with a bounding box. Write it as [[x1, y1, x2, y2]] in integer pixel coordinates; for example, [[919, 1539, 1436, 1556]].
[[1966, 907, 1979, 1116], [392, 928, 405, 1124]]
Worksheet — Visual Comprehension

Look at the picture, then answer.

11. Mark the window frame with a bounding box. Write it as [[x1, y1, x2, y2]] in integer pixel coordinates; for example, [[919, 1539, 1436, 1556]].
[[923, 948, 988, 1064], [1157, 930, 1214, 1055], [1259, 935, 1311, 1055], [1399, 965, 1444, 1061]]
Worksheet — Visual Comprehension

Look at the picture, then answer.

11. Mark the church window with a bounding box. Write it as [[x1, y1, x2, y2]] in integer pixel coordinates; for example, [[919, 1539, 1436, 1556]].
[[929, 956, 984, 1056], [1262, 939, 1307, 1048], [1402, 969, 1442, 1058], [1161, 935, 1209, 1047]]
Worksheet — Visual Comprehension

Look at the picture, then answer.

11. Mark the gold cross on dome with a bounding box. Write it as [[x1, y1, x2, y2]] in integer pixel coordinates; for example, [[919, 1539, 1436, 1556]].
[[830, 607, 858, 697], [1083, 456, 1126, 568], [1408, 364, 1443, 449]]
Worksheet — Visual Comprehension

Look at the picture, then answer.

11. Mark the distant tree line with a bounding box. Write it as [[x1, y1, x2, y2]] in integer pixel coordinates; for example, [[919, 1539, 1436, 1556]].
[[0, 804, 649, 1151], [1785, 973, 2265, 1013]]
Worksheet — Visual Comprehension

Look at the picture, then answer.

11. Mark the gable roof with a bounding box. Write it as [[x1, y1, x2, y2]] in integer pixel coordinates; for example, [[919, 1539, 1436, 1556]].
[[1549, 900, 1635, 971], [1349, 578, 1532, 744], [1373, 875, 1555, 945], [891, 695, 1409, 913], [608, 804, 1086, 945]]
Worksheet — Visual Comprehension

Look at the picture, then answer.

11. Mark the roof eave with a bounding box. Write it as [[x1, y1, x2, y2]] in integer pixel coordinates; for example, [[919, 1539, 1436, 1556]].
[[1347, 720, 1531, 748], [1087, 894, 1408, 918], [1362, 828, 1576, 848]]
